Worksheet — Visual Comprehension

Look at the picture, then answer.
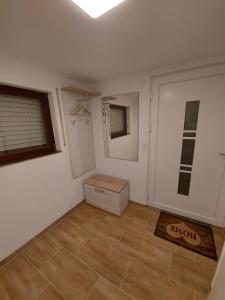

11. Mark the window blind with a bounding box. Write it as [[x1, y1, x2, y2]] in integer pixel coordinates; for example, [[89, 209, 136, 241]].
[[110, 106, 125, 133], [0, 94, 47, 154]]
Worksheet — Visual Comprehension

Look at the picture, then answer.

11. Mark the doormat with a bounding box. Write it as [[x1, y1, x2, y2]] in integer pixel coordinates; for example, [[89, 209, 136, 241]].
[[154, 212, 217, 260]]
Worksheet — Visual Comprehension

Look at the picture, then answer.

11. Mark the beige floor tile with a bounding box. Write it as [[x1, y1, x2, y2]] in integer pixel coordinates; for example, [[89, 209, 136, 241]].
[[145, 219, 158, 233], [0, 254, 47, 300], [77, 236, 130, 287], [90, 208, 110, 219], [121, 203, 138, 216], [212, 227, 225, 257], [170, 254, 213, 294], [0, 202, 217, 300], [75, 202, 98, 215], [76, 203, 109, 220], [143, 230, 195, 261], [118, 232, 170, 277], [66, 204, 107, 229], [147, 205, 161, 215], [83, 218, 125, 246], [193, 253, 217, 274], [123, 202, 160, 218], [104, 213, 148, 236], [24, 235, 61, 269], [46, 221, 91, 254], [193, 290, 208, 300], [88, 277, 132, 300], [122, 260, 193, 300], [121, 202, 147, 218], [39, 249, 99, 300], [0, 286, 10, 300], [65, 203, 96, 228], [65, 211, 89, 229], [37, 286, 64, 300], [134, 206, 160, 222], [212, 226, 225, 239]]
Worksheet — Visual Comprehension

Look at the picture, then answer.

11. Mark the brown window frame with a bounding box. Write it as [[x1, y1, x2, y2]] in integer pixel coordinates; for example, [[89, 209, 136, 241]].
[[0, 84, 56, 166], [110, 104, 128, 139]]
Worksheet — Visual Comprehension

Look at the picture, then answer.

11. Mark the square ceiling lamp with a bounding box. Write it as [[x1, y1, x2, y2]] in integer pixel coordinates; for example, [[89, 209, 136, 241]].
[[71, 0, 125, 18]]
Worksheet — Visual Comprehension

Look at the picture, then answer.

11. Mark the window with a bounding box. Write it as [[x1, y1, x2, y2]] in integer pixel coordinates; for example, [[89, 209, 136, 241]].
[[110, 104, 128, 139], [0, 84, 56, 166]]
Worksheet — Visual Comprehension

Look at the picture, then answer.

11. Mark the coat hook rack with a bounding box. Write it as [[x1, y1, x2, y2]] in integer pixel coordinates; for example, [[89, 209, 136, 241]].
[[61, 86, 101, 99]]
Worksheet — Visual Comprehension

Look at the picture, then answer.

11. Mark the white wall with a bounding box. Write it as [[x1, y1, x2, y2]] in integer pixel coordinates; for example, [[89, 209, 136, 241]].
[[61, 91, 96, 178], [2, 55, 224, 262], [0, 56, 95, 261], [105, 92, 139, 161], [92, 73, 150, 204], [208, 243, 225, 300]]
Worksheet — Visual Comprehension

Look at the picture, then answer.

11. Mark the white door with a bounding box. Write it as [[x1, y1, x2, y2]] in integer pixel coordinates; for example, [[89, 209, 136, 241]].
[[149, 69, 225, 226]]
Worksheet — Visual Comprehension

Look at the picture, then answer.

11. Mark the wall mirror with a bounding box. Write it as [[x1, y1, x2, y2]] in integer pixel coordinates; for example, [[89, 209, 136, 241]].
[[102, 92, 139, 161]]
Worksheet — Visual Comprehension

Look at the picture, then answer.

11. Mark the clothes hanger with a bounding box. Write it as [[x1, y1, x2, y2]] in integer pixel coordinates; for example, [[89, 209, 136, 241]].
[[70, 104, 90, 116], [70, 93, 91, 116]]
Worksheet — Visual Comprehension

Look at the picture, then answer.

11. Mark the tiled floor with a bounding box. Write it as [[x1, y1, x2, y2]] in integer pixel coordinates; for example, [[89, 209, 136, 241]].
[[0, 202, 225, 300]]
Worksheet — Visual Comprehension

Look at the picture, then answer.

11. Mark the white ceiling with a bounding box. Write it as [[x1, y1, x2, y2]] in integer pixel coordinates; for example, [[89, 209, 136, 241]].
[[0, 0, 225, 83]]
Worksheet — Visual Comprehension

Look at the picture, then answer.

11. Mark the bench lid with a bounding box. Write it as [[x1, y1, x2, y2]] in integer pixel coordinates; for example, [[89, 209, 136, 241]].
[[84, 174, 128, 193]]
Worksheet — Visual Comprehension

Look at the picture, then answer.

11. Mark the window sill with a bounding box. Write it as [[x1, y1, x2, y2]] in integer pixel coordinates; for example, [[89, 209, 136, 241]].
[[111, 133, 129, 139], [0, 150, 62, 168]]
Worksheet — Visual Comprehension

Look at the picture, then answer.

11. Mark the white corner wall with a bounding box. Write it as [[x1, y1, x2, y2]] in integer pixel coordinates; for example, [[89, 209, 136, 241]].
[[208, 243, 225, 300], [92, 73, 150, 204], [0, 56, 95, 261], [2, 55, 222, 262]]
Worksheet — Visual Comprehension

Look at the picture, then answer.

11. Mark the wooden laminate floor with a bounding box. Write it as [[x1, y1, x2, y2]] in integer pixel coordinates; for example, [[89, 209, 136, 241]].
[[0, 202, 224, 300]]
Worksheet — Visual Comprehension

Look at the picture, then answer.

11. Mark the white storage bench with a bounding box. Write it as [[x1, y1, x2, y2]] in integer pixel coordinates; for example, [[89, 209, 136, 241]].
[[84, 174, 129, 216]]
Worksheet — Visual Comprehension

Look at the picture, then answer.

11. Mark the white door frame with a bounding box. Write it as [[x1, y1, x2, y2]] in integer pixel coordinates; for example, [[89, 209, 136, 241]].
[[148, 64, 225, 226]]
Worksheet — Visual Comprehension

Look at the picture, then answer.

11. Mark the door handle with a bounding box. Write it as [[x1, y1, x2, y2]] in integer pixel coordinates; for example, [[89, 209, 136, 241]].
[[219, 153, 225, 158]]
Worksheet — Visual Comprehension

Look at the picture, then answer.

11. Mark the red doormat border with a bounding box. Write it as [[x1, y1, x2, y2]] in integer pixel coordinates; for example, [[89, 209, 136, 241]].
[[154, 211, 217, 260]]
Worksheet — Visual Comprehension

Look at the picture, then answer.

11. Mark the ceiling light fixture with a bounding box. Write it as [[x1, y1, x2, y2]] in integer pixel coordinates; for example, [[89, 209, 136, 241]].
[[71, 0, 125, 19]]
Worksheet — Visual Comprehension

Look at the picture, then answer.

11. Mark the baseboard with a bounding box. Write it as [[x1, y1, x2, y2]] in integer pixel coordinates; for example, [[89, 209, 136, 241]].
[[130, 200, 148, 207], [150, 201, 220, 226], [0, 200, 84, 268]]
